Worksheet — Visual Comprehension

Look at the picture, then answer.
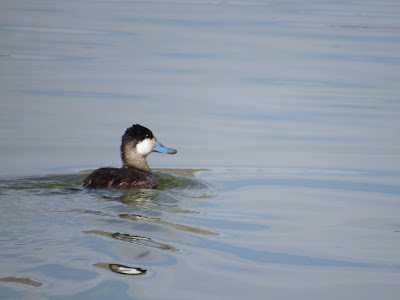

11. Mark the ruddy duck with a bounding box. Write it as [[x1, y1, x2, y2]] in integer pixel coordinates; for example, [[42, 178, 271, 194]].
[[83, 124, 177, 189]]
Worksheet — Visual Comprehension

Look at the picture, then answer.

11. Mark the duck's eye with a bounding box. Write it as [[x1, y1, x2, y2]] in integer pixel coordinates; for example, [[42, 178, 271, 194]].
[[145, 134, 150, 139]]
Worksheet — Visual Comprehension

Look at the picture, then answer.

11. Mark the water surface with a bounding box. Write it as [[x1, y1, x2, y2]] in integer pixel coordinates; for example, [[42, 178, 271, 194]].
[[1, 0, 400, 299], [1, 169, 400, 299]]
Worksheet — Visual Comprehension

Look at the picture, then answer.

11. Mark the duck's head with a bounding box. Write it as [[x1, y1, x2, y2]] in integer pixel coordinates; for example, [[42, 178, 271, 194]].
[[120, 124, 177, 172]]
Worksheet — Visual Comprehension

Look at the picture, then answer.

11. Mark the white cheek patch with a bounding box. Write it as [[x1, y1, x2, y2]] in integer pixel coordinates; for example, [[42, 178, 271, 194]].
[[136, 138, 156, 156]]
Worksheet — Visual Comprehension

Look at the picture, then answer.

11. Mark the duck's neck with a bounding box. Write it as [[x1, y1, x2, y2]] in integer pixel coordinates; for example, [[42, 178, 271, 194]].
[[121, 143, 152, 173]]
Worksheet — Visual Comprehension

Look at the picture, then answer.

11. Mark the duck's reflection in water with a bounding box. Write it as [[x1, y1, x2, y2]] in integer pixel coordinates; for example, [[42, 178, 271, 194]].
[[115, 189, 202, 214], [109, 171, 219, 236]]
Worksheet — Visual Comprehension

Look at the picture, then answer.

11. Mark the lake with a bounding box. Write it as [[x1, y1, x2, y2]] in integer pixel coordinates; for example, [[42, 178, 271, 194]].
[[1, 0, 400, 299]]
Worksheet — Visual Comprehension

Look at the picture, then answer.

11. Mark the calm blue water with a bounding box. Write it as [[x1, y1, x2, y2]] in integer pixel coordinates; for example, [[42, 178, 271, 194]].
[[1, 1, 400, 299]]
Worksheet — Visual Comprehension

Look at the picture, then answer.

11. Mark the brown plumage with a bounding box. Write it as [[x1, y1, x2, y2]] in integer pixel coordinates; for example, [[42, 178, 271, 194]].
[[82, 124, 177, 189]]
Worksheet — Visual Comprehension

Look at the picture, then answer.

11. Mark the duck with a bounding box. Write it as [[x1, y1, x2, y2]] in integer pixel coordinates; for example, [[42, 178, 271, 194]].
[[83, 124, 177, 189]]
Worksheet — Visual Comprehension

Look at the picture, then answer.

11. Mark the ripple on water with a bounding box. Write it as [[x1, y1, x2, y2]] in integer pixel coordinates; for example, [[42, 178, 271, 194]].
[[1, 168, 400, 299], [0, 169, 217, 285]]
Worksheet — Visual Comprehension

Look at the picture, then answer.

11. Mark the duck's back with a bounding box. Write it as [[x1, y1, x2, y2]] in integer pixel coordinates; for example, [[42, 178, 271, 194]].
[[82, 167, 157, 189]]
